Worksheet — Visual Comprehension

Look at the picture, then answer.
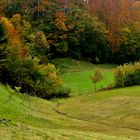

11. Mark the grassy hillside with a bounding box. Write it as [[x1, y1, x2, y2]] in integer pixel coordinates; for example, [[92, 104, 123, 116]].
[[0, 85, 140, 140], [57, 86, 140, 138], [0, 84, 140, 139]]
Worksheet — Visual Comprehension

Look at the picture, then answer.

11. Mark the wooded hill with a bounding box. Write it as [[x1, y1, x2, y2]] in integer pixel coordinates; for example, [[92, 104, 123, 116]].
[[0, 0, 140, 99]]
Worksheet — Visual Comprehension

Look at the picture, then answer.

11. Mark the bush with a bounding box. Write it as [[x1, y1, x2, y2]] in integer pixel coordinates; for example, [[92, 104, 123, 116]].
[[114, 61, 140, 88], [47, 87, 71, 99], [0, 53, 69, 99]]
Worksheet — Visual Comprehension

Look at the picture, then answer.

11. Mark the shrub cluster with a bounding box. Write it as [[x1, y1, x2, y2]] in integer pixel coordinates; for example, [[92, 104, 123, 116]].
[[0, 17, 70, 99], [0, 54, 70, 99], [114, 61, 140, 87]]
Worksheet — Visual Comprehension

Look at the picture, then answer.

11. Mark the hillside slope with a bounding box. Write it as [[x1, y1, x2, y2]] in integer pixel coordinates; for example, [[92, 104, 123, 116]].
[[0, 84, 140, 139], [57, 86, 140, 138]]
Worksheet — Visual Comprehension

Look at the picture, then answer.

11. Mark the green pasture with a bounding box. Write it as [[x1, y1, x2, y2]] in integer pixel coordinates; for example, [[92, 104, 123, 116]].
[[51, 58, 116, 95], [0, 59, 140, 139], [0, 84, 140, 139]]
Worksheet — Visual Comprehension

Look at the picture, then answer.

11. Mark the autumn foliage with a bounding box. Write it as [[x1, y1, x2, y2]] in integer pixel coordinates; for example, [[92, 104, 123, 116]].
[[55, 12, 67, 31], [114, 61, 140, 87], [0, 16, 70, 99], [0, 0, 140, 98], [88, 0, 140, 52], [90, 69, 103, 91], [0, 16, 26, 58]]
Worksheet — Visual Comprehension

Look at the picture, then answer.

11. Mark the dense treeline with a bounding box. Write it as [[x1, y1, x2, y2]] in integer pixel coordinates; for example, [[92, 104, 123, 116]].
[[0, 0, 140, 98], [1, 0, 140, 64], [88, 0, 140, 64], [1, 0, 110, 63]]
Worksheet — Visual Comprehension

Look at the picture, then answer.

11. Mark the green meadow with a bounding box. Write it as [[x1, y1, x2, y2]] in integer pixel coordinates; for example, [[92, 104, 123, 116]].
[[51, 58, 115, 95], [0, 59, 140, 139]]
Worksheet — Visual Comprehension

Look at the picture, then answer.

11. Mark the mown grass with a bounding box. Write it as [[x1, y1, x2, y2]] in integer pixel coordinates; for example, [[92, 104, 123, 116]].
[[57, 86, 140, 138], [0, 84, 139, 139]]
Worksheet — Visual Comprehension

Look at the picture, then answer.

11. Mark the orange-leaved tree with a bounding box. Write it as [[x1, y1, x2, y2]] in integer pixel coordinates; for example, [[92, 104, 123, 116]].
[[0, 16, 26, 58]]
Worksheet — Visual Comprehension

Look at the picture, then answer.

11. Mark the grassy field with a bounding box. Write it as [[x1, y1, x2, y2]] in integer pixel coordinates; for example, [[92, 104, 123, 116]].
[[51, 58, 115, 95], [0, 84, 140, 140], [62, 70, 113, 95], [0, 85, 139, 140], [0, 85, 140, 140], [57, 86, 140, 137], [0, 59, 140, 139]]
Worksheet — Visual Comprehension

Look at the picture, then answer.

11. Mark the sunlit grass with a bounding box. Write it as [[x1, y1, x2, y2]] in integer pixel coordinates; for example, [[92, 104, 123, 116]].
[[52, 58, 115, 95], [0, 84, 139, 139]]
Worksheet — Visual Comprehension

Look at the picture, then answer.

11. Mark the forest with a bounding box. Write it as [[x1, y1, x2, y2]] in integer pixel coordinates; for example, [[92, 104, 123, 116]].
[[0, 0, 140, 139]]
